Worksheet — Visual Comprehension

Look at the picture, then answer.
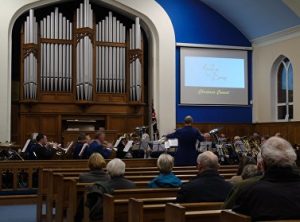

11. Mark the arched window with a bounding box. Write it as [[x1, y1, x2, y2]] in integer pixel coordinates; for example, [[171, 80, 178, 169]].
[[276, 57, 293, 121]]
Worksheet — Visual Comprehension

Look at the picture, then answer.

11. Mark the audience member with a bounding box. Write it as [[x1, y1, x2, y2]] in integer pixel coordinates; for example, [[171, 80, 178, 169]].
[[79, 153, 109, 183], [232, 137, 300, 221], [223, 152, 263, 209], [148, 153, 182, 188], [106, 158, 136, 189], [229, 156, 256, 184], [241, 164, 258, 180], [176, 151, 232, 202]]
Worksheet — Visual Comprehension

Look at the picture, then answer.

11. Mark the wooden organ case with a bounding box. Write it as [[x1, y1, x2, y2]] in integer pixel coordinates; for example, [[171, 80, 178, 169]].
[[16, 0, 147, 145]]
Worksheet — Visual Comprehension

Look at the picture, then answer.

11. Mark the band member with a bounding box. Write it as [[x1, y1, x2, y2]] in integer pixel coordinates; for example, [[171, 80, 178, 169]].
[[166, 115, 204, 166], [198, 133, 216, 153], [83, 131, 112, 159], [34, 133, 56, 160], [73, 133, 86, 159]]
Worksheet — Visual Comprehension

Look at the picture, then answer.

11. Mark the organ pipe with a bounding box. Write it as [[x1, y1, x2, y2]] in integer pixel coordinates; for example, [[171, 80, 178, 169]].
[[40, 7, 72, 93], [95, 11, 127, 94], [23, 2, 143, 103], [129, 17, 142, 101], [23, 9, 38, 100]]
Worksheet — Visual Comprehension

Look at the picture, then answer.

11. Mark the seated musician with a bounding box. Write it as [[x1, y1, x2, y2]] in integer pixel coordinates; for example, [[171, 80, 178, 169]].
[[83, 131, 112, 159], [176, 151, 232, 202], [197, 133, 216, 153], [115, 135, 128, 159], [34, 133, 56, 160], [79, 153, 109, 183], [73, 133, 86, 159], [232, 137, 300, 221], [148, 153, 182, 188], [106, 158, 136, 189], [25, 132, 38, 160]]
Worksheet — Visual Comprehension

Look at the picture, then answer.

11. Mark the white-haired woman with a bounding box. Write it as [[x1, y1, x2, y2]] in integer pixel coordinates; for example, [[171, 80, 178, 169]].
[[106, 158, 136, 189], [148, 153, 182, 188]]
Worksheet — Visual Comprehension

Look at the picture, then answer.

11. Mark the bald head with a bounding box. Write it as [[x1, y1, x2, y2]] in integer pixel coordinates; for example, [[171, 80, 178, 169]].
[[197, 151, 219, 172]]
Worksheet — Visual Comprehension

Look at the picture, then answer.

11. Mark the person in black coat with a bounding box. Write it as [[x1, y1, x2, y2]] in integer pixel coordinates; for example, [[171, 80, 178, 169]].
[[167, 116, 204, 166], [232, 137, 300, 221], [73, 133, 86, 159], [106, 158, 136, 189], [176, 151, 232, 203], [34, 133, 56, 160], [79, 153, 110, 183]]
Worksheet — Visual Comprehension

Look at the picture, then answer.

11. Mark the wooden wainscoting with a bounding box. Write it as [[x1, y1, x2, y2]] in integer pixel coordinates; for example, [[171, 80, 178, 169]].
[[177, 121, 300, 145], [254, 122, 300, 145]]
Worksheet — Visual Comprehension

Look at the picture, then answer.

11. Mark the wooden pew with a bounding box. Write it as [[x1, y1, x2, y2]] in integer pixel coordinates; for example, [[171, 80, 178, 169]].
[[220, 210, 300, 222], [45, 169, 235, 222], [221, 210, 251, 222], [102, 189, 179, 222], [34, 159, 157, 221], [57, 177, 179, 222], [37, 164, 237, 221], [165, 204, 252, 222], [45, 170, 233, 221], [165, 203, 222, 222], [128, 198, 223, 222]]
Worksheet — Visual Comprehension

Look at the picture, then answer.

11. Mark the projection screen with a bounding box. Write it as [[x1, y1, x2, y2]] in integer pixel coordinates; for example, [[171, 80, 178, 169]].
[[180, 47, 248, 105]]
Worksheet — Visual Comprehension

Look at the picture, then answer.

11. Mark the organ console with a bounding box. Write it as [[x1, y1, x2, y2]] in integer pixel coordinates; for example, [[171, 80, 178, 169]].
[[16, 0, 147, 146]]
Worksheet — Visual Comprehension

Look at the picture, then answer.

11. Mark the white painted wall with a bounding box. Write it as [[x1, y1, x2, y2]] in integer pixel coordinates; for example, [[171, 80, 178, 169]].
[[252, 35, 300, 123], [0, 0, 176, 142]]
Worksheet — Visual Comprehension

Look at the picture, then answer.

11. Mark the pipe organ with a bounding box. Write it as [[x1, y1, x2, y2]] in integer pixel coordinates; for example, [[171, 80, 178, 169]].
[[40, 8, 73, 92], [23, 9, 38, 100], [95, 12, 126, 94], [17, 0, 147, 145]]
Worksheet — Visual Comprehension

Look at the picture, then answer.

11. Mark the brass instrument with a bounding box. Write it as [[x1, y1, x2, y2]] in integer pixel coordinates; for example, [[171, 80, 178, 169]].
[[239, 136, 261, 158]]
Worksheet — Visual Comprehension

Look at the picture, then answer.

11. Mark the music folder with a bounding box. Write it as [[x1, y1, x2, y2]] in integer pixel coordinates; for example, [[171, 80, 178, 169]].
[[123, 140, 134, 152], [114, 136, 125, 148], [165, 139, 178, 149]]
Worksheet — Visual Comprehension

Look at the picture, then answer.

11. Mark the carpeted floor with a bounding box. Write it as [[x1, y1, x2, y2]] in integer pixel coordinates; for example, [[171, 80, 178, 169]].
[[0, 205, 36, 222]]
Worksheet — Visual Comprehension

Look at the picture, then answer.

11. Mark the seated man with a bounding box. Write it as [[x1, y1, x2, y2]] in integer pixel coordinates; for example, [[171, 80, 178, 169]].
[[84, 131, 112, 159], [148, 153, 182, 188], [34, 133, 56, 160], [198, 133, 216, 153], [106, 158, 136, 189], [73, 133, 86, 159], [176, 151, 232, 203], [79, 153, 109, 183], [232, 137, 300, 221], [24, 132, 38, 160]]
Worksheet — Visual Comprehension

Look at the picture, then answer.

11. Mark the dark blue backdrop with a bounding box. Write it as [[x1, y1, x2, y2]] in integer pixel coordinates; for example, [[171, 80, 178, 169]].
[[156, 0, 252, 123]]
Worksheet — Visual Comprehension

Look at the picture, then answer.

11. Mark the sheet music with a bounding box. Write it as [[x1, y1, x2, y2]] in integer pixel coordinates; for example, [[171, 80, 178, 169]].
[[123, 140, 133, 152], [114, 136, 125, 148], [199, 141, 212, 152], [152, 141, 166, 152], [78, 143, 89, 157], [168, 139, 178, 147], [164, 141, 170, 149], [62, 141, 74, 152], [22, 139, 31, 153]]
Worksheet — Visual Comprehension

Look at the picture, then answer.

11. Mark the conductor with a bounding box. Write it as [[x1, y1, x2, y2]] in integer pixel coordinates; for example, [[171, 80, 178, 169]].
[[167, 116, 204, 166]]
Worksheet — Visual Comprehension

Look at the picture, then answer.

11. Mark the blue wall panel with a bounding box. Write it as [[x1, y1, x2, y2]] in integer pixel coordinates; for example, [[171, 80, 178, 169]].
[[156, 0, 252, 123]]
